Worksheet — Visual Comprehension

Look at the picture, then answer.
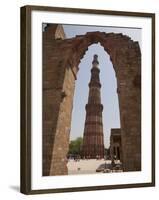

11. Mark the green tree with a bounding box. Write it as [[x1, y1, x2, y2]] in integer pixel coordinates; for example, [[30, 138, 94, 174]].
[[68, 137, 83, 155]]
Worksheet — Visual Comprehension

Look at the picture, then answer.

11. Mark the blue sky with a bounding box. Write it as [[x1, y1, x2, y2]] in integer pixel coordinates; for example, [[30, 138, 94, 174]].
[[63, 24, 141, 148]]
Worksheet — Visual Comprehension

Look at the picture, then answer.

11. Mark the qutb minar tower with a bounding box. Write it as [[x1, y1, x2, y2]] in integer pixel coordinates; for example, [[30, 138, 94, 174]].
[[81, 55, 105, 159]]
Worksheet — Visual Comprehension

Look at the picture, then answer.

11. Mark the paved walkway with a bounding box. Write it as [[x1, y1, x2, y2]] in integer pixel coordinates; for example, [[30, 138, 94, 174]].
[[67, 159, 111, 175]]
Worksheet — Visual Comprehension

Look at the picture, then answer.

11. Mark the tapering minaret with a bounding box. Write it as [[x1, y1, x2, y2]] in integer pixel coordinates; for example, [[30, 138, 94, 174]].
[[81, 55, 105, 159]]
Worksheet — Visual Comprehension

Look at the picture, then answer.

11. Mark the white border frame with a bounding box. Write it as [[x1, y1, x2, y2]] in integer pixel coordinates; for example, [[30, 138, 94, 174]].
[[31, 10, 152, 190]]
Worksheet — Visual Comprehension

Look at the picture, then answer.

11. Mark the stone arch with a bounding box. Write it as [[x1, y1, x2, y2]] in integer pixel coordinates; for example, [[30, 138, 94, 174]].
[[43, 25, 141, 175]]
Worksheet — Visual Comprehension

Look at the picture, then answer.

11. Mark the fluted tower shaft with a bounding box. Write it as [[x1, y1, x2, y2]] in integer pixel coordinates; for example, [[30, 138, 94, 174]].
[[82, 55, 105, 159]]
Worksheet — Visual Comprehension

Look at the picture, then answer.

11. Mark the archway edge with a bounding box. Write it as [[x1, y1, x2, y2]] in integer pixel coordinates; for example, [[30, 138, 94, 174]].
[[66, 31, 140, 78]]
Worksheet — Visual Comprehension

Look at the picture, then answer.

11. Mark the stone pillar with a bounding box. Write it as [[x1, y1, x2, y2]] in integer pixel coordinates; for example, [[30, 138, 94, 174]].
[[42, 24, 76, 176], [117, 48, 141, 171], [49, 66, 76, 175]]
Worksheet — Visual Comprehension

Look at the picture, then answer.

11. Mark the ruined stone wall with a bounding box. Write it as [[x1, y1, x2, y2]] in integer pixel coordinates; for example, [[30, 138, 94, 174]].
[[43, 25, 141, 175], [43, 24, 78, 175]]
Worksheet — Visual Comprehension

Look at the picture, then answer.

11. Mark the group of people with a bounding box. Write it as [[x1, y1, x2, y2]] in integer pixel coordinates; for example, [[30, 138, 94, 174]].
[[67, 154, 108, 161]]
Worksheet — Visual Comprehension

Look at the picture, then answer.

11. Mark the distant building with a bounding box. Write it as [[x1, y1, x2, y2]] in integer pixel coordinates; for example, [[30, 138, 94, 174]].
[[110, 128, 122, 161], [81, 55, 105, 159]]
